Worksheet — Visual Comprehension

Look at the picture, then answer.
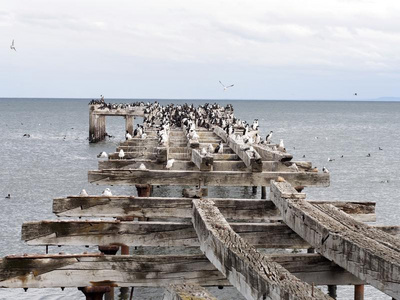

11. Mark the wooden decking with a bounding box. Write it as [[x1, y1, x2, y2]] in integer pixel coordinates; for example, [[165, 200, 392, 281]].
[[1, 101, 399, 300]]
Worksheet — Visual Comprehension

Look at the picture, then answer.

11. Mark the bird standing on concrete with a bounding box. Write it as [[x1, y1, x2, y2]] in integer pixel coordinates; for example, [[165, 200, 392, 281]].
[[265, 131, 273, 144], [278, 139, 285, 151], [201, 147, 207, 155], [208, 143, 214, 154], [125, 131, 132, 140]]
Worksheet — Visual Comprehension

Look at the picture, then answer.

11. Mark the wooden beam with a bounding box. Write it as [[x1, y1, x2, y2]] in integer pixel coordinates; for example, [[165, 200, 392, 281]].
[[0, 253, 364, 289], [163, 284, 217, 300], [213, 127, 262, 172], [192, 198, 332, 300], [253, 144, 293, 162], [21, 221, 309, 248], [98, 159, 311, 172], [53, 196, 376, 222], [270, 180, 400, 299], [191, 149, 213, 171], [88, 169, 330, 187]]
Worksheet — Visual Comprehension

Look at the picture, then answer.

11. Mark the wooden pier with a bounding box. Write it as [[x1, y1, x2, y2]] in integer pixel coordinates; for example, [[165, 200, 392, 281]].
[[1, 101, 400, 300]]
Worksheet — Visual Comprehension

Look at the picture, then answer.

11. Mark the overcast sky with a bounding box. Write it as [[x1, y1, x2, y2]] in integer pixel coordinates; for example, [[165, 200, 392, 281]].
[[1, 0, 400, 100]]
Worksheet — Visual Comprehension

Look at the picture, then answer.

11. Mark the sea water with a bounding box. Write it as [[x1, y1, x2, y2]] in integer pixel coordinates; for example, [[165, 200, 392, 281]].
[[0, 98, 399, 299]]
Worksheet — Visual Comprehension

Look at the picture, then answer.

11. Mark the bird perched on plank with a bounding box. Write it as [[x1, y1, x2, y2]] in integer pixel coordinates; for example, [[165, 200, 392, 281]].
[[215, 141, 223, 154], [166, 159, 175, 169], [278, 139, 285, 152], [125, 131, 132, 140], [119, 149, 125, 160], [208, 143, 214, 154], [102, 188, 112, 196], [254, 133, 261, 144], [251, 119, 259, 131], [80, 189, 88, 196], [97, 151, 108, 159], [201, 148, 207, 155], [289, 163, 299, 172], [264, 131, 273, 144], [139, 163, 147, 170]]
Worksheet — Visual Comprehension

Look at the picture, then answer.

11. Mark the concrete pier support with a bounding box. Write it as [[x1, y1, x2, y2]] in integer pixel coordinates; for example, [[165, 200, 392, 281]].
[[89, 108, 107, 143], [125, 116, 134, 135], [328, 285, 337, 299]]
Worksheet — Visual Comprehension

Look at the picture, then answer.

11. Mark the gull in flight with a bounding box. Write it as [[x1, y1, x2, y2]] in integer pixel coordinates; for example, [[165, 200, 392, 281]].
[[10, 40, 17, 51], [219, 80, 234, 91]]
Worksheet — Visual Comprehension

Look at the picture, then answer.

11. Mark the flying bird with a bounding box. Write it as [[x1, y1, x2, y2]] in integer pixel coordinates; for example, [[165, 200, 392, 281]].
[[10, 40, 16, 51], [354, 93, 357, 96], [102, 188, 112, 196], [219, 80, 234, 91]]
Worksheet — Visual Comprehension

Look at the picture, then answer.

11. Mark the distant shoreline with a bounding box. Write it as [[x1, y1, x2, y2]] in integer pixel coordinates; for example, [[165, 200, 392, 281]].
[[0, 97, 400, 102]]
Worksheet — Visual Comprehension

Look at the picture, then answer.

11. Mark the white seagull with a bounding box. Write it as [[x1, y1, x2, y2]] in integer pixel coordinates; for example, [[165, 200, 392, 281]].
[[219, 80, 234, 91], [10, 40, 16, 51], [201, 147, 208, 155], [102, 188, 112, 196], [79, 189, 89, 196], [278, 139, 285, 151], [119, 149, 125, 160], [139, 163, 147, 170], [166, 159, 175, 169], [289, 163, 299, 172], [97, 151, 108, 159]]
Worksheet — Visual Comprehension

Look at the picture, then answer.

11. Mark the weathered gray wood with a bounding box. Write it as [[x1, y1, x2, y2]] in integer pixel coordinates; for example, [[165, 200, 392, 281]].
[[213, 127, 262, 172], [253, 144, 293, 162], [163, 284, 218, 300], [191, 149, 213, 171], [192, 198, 332, 300], [21, 221, 308, 248], [53, 196, 376, 222], [270, 180, 400, 299], [0, 253, 365, 288], [90, 105, 145, 117], [98, 159, 311, 172], [88, 169, 330, 187], [169, 153, 239, 161]]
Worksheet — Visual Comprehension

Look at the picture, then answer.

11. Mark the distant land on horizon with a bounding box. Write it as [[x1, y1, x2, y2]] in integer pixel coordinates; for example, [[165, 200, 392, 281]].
[[0, 97, 400, 102]]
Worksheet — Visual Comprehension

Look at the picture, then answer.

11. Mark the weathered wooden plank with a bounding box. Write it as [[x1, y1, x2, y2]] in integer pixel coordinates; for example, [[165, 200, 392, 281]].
[[191, 149, 213, 171], [98, 159, 311, 172], [192, 198, 332, 300], [253, 144, 293, 162], [163, 284, 217, 300], [270, 180, 400, 299], [169, 153, 239, 161], [0, 253, 365, 288], [21, 221, 309, 248], [213, 127, 262, 172], [88, 169, 330, 187], [53, 196, 375, 222], [163, 284, 218, 300]]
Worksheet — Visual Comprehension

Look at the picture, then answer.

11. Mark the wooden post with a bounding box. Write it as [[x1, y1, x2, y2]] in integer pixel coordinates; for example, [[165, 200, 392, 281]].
[[125, 116, 134, 135], [78, 286, 111, 300], [328, 285, 337, 299], [354, 285, 364, 300], [98, 246, 119, 300], [89, 108, 106, 143], [261, 186, 267, 199]]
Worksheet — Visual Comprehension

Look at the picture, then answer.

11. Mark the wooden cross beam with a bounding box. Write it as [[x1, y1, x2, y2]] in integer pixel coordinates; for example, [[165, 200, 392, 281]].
[[191, 149, 213, 171], [163, 284, 217, 300], [192, 198, 333, 300], [88, 169, 330, 187], [52, 196, 376, 222], [270, 180, 400, 299], [0, 253, 365, 289]]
